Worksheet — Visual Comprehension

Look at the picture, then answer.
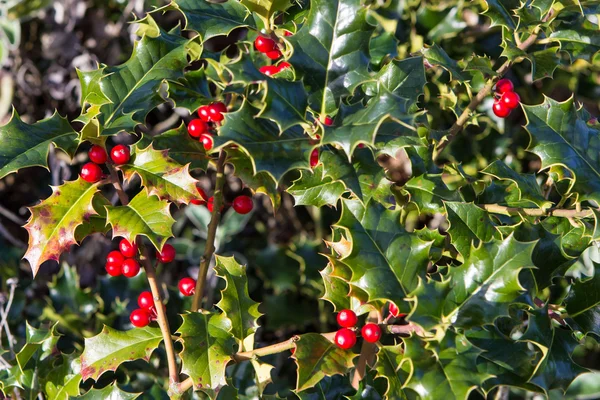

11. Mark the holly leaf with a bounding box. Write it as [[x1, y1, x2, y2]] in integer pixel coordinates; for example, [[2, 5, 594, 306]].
[[16, 322, 60, 372], [482, 0, 519, 29], [176, 311, 236, 398], [215, 102, 313, 182], [148, 124, 210, 171], [319, 262, 352, 312], [294, 333, 356, 392], [80, 325, 163, 381], [548, 19, 600, 62], [105, 191, 175, 252], [167, 68, 212, 113], [565, 262, 600, 331], [444, 202, 501, 258], [404, 174, 463, 214], [524, 96, 600, 203], [120, 145, 199, 206], [375, 345, 409, 399], [24, 177, 100, 276], [239, 0, 291, 22], [44, 354, 81, 400], [288, 165, 346, 208], [421, 44, 468, 81], [70, 384, 140, 399], [0, 110, 78, 179], [214, 256, 262, 350], [287, 0, 375, 115]]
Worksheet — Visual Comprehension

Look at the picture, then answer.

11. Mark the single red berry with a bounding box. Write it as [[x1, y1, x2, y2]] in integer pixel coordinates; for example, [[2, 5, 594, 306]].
[[278, 62, 291, 70], [310, 148, 319, 168], [130, 308, 151, 328], [389, 302, 406, 318], [337, 309, 358, 328], [266, 49, 282, 60], [80, 162, 103, 183], [179, 277, 196, 296], [232, 195, 253, 214], [284, 30, 293, 37], [122, 258, 140, 278], [199, 134, 214, 152], [198, 105, 211, 122], [259, 65, 279, 76], [188, 119, 209, 138], [291, 346, 296, 355], [255, 36, 276, 53], [500, 91, 520, 109], [111, 145, 130, 165], [324, 116, 333, 126], [105, 262, 122, 277], [495, 78, 514, 94], [493, 101, 511, 118], [334, 328, 357, 350], [208, 103, 226, 122], [119, 238, 138, 258], [88, 145, 108, 164], [212, 102, 227, 114], [207, 196, 224, 213], [191, 187, 207, 205], [361, 323, 382, 343], [138, 291, 154, 310], [157, 244, 176, 263], [106, 250, 124, 268]]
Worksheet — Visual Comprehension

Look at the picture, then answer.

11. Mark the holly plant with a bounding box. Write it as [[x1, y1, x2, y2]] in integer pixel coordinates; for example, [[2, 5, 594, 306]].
[[1, 0, 600, 399]]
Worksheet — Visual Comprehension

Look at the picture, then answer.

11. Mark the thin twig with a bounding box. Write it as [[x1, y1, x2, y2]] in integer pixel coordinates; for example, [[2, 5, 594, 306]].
[[480, 204, 594, 218], [351, 311, 379, 389], [191, 151, 227, 311], [107, 164, 129, 206], [0, 279, 18, 355], [0, 204, 26, 225], [0, 222, 26, 248]]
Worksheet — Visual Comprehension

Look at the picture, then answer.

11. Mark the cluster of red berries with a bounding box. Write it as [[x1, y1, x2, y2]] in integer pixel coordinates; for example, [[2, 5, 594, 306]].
[[80, 144, 131, 183], [255, 32, 293, 77], [130, 291, 158, 327], [190, 185, 254, 215], [105, 239, 141, 278], [492, 79, 520, 118], [187, 102, 228, 152], [333, 309, 381, 350]]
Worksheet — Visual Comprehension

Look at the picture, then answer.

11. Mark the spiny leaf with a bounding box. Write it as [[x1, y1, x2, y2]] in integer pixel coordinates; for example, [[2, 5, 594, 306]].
[[214, 256, 262, 350], [44, 354, 81, 400], [24, 178, 100, 276], [287, 0, 375, 115], [444, 202, 501, 258], [421, 44, 468, 81], [288, 165, 346, 208], [404, 174, 463, 214], [375, 345, 409, 399], [482, 0, 519, 29], [0, 110, 78, 179], [70, 384, 140, 399], [80, 325, 163, 381], [294, 333, 355, 392], [16, 322, 60, 372], [146, 124, 210, 171], [167, 68, 212, 113], [319, 262, 351, 312], [176, 311, 236, 398], [120, 145, 199, 206], [105, 191, 175, 252], [239, 0, 291, 22]]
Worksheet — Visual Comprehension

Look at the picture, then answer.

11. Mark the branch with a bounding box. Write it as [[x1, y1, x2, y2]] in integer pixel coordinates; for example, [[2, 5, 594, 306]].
[[141, 248, 179, 385], [480, 204, 594, 218], [191, 150, 227, 311], [433, 27, 542, 161], [351, 311, 379, 390], [107, 164, 129, 206]]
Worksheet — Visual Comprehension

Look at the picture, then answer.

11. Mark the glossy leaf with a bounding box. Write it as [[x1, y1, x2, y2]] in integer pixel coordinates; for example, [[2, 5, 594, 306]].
[[288, 165, 346, 208], [71, 384, 140, 399], [148, 124, 210, 171]]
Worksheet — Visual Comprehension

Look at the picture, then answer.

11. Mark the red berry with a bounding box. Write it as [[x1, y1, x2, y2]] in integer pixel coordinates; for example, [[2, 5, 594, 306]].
[[334, 328, 357, 350], [179, 277, 196, 296], [157, 244, 176, 263], [337, 309, 358, 328], [259, 66, 279, 76], [207, 196, 224, 213], [111, 145, 130, 165], [199, 134, 214, 152], [88, 145, 108, 164], [361, 323, 382, 343], [388, 302, 406, 318], [208, 104, 225, 123], [500, 91, 520, 109], [122, 258, 140, 278], [212, 102, 227, 114], [80, 162, 103, 183], [198, 106, 211, 122], [105, 263, 122, 277], [232, 195, 253, 214], [310, 149, 319, 168], [191, 187, 207, 205], [495, 78, 514, 94], [266, 49, 282, 60], [255, 36, 276, 53], [324, 116, 333, 126], [493, 101, 511, 118], [291, 346, 296, 355], [119, 239, 138, 258], [130, 308, 150, 328], [278, 62, 291, 70], [138, 291, 154, 310], [188, 119, 209, 138], [106, 250, 124, 268], [284, 30, 293, 37]]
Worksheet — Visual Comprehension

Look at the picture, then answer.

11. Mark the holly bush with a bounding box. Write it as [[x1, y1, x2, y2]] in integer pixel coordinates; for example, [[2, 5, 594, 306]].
[[1, 0, 600, 399]]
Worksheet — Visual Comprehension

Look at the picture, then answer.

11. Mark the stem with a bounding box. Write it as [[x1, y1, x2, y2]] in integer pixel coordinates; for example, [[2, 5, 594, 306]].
[[107, 164, 129, 206], [351, 311, 379, 390], [141, 249, 179, 385], [480, 204, 594, 218], [191, 150, 227, 311], [433, 27, 542, 161]]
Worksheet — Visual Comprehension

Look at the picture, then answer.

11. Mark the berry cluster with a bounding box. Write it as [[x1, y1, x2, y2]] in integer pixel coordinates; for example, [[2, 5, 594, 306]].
[[80, 144, 131, 183], [187, 102, 228, 152], [492, 79, 520, 118], [189, 184, 254, 215], [333, 309, 382, 350], [130, 291, 158, 328], [255, 33, 293, 77]]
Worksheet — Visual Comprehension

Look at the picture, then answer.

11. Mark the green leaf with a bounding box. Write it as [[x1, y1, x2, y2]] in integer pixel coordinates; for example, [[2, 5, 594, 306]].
[[70, 384, 140, 399], [80, 325, 163, 381], [16, 322, 60, 372], [294, 333, 355, 392], [421, 44, 468, 81], [120, 145, 199, 206], [404, 174, 463, 214], [524, 96, 600, 203], [482, 0, 519, 29], [167, 0, 257, 41], [105, 191, 175, 252], [375, 345, 408, 399], [0, 110, 78, 179], [79, 29, 189, 135], [565, 262, 600, 323], [176, 311, 236, 398], [167, 68, 212, 113], [239, 0, 291, 22], [287, 0, 375, 115], [214, 256, 262, 350], [148, 124, 210, 171], [548, 19, 600, 62], [444, 202, 501, 258], [215, 102, 313, 182], [319, 261, 351, 312], [288, 165, 346, 208], [44, 354, 81, 400], [24, 178, 100, 276]]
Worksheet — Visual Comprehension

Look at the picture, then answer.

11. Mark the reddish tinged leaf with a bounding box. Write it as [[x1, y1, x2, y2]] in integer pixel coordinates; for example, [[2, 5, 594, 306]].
[[24, 177, 100, 276]]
